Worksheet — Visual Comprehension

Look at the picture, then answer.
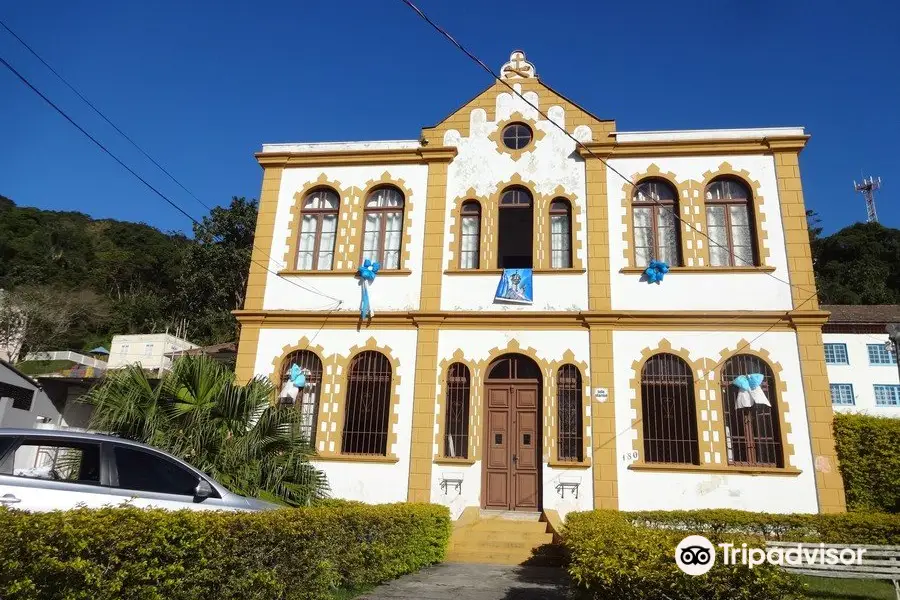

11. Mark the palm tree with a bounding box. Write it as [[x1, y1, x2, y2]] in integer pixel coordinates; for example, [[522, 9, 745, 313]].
[[84, 355, 328, 505]]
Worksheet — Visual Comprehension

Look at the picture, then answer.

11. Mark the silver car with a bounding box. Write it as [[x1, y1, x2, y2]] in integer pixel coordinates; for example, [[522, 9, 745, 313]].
[[0, 428, 279, 512]]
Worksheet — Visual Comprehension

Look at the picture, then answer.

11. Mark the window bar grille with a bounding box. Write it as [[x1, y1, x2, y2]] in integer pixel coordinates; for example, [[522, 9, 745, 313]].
[[640, 353, 699, 464], [280, 350, 323, 446], [342, 351, 392, 455], [557, 365, 583, 461], [444, 363, 470, 458], [721, 354, 783, 468]]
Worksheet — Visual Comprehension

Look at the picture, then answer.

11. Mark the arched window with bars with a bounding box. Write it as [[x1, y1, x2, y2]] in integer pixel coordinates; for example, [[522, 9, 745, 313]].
[[342, 350, 393, 455], [277, 350, 323, 446], [557, 364, 583, 461], [705, 177, 757, 267], [549, 199, 573, 269], [721, 354, 783, 467], [459, 201, 481, 269], [297, 187, 339, 270], [640, 353, 699, 464], [632, 179, 681, 267], [444, 363, 471, 458], [362, 186, 404, 269]]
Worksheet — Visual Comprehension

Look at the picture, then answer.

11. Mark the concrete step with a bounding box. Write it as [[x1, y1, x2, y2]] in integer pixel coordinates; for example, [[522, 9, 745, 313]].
[[445, 549, 535, 565], [460, 519, 549, 533], [450, 531, 554, 546], [479, 510, 542, 521], [450, 537, 554, 552]]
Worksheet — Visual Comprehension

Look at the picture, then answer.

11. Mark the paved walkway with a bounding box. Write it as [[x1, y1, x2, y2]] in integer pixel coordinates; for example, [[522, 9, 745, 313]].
[[358, 563, 569, 600]]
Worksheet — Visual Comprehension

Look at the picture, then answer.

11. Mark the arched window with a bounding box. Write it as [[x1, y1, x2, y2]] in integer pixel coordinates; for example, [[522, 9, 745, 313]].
[[278, 350, 323, 445], [640, 354, 699, 464], [342, 351, 392, 455], [459, 201, 481, 269], [705, 178, 757, 267], [557, 364, 583, 461], [549, 199, 572, 269], [498, 187, 533, 268], [721, 354, 783, 467], [362, 186, 404, 270], [444, 363, 470, 458], [632, 179, 681, 267], [297, 188, 339, 270]]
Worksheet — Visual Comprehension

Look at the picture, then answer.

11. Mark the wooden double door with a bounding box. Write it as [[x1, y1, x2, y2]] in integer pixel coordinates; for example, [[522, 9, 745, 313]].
[[482, 382, 540, 511]]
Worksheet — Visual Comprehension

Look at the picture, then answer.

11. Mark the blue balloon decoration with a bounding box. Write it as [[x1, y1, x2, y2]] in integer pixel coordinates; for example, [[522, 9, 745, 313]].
[[643, 260, 670, 284], [356, 259, 381, 319], [289, 363, 306, 389]]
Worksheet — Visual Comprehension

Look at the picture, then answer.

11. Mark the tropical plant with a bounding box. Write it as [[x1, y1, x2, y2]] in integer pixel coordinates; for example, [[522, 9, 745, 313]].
[[84, 355, 328, 505]]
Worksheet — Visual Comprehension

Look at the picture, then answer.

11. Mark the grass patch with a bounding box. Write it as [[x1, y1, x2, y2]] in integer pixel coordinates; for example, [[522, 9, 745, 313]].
[[799, 575, 897, 600], [330, 584, 375, 600], [14, 360, 76, 375]]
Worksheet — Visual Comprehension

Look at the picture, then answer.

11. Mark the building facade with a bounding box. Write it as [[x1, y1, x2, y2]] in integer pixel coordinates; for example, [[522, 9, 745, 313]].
[[107, 334, 197, 373], [823, 305, 900, 417], [235, 51, 845, 518]]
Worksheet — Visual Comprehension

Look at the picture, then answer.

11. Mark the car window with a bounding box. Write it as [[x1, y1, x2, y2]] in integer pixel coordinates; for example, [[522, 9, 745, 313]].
[[0, 439, 100, 484], [113, 446, 198, 496]]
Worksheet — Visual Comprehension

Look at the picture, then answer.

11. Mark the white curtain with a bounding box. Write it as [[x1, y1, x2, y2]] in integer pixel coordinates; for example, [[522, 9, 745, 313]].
[[316, 214, 336, 270], [706, 205, 729, 266], [550, 213, 571, 268], [362, 212, 382, 264], [729, 205, 754, 266], [383, 211, 402, 269], [460, 215, 479, 269], [656, 209, 678, 266], [632, 206, 653, 267], [296, 215, 318, 270]]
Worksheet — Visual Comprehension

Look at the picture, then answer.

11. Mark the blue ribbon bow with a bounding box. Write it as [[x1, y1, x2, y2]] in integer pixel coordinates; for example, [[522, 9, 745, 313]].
[[289, 364, 306, 389], [732, 373, 764, 391], [643, 260, 669, 284], [356, 259, 381, 320]]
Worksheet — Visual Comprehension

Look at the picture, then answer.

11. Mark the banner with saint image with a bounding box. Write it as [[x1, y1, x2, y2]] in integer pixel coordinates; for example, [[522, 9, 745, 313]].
[[494, 268, 533, 305]]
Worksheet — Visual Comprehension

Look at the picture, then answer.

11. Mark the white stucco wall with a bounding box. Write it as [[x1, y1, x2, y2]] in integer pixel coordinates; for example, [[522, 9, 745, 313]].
[[825, 332, 900, 418], [107, 334, 196, 370], [612, 330, 819, 514], [439, 83, 590, 312], [254, 327, 419, 504], [607, 154, 794, 312], [429, 329, 594, 519], [263, 164, 429, 312]]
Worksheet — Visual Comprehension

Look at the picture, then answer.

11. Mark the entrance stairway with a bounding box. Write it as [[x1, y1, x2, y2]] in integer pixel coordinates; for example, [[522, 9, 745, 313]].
[[445, 509, 564, 565]]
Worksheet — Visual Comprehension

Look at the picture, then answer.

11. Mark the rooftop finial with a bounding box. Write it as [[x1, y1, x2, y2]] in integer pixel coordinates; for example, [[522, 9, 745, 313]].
[[500, 50, 536, 80]]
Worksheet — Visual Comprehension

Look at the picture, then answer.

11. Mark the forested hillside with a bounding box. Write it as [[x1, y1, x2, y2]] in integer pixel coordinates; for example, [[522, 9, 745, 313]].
[[0, 194, 255, 357]]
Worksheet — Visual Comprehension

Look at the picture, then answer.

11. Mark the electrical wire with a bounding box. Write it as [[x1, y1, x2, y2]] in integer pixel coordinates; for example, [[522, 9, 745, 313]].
[[397, 0, 819, 297]]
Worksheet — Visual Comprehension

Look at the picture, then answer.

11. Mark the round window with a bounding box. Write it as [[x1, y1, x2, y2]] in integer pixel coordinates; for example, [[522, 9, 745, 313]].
[[501, 123, 533, 150]]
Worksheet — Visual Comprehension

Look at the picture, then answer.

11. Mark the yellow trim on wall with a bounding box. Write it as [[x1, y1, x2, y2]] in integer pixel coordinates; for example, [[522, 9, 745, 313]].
[[434, 349, 481, 462], [350, 173, 416, 271], [281, 175, 351, 272], [487, 112, 546, 161], [548, 350, 591, 465]]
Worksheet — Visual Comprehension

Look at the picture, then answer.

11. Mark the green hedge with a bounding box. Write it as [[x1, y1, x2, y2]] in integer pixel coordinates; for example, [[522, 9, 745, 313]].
[[833, 412, 900, 513], [0, 503, 451, 600], [621, 509, 900, 545], [564, 511, 800, 600]]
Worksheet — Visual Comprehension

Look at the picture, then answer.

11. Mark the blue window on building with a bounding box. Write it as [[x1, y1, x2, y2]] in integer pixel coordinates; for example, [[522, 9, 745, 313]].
[[829, 383, 855, 406], [867, 344, 897, 365], [873, 385, 900, 407], [824, 343, 849, 365]]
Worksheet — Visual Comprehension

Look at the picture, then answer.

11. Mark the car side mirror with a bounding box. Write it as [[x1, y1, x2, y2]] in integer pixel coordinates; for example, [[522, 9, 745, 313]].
[[194, 479, 213, 500]]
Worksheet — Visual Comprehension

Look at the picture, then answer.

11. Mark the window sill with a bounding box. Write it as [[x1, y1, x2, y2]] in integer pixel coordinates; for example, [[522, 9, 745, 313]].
[[444, 268, 586, 275], [548, 460, 591, 469], [277, 269, 412, 277], [434, 457, 476, 465], [619, 266, 776, 274], [313, 454, 399, 464], [627, 463, 802, 476]]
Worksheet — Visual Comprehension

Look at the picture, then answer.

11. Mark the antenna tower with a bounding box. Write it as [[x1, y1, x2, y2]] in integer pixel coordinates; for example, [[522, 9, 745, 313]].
[[853, 176, 882, 223]]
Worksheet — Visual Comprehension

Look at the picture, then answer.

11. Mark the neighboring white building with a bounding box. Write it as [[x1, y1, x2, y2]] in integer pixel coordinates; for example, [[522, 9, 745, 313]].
[[234, 51, 846, 517], [107, 334, 197, 372], [823, 305, 900, 418]]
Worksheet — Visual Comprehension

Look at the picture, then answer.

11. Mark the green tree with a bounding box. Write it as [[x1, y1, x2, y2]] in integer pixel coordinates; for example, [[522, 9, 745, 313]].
[[177, 197, 257, 345], [814, 222, 900, 304], [85, 355, 328, 505]]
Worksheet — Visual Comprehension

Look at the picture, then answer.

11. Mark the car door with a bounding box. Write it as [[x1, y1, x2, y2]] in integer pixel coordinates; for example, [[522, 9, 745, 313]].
[[0, 435, 112, 511], [105, 443, 237, 511]]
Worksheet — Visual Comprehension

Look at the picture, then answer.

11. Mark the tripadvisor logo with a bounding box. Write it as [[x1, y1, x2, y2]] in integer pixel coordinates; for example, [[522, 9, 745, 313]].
[[675, 535, 867, 576]]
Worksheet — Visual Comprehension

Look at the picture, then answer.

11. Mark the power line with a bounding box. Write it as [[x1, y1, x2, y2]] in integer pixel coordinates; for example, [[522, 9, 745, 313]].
[[397, 0, 818, 297], [0, 53, 341, 305]]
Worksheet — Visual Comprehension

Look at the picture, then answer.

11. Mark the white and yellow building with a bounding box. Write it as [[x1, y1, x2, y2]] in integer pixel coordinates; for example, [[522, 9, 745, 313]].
[[235, 51, 845, 518]]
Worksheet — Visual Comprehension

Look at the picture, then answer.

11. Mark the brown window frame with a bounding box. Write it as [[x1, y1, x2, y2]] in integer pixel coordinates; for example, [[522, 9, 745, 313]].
[[497, 186, 534, 269], [556, 364, 583, 461], [458, 200, 481, 270], [444, 362, 471, 458], [721, 354, 784, 468], [704, 177, 759, 267], [640, 353, 699, 465], [549, 198, 573, 269], [360, 186, 405, 269], [501, 122, 533, 150], [279, 350, 324, 446], [297, 187, 339, 271], [631, 179, 682, 267], [342, 350, 393, 456]]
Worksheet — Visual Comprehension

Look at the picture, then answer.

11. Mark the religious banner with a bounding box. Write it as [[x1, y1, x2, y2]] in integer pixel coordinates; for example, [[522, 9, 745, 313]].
[[494, 268, 533, 305]]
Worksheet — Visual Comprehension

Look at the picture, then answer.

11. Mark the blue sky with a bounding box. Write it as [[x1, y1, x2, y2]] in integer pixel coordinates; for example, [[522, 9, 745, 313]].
[[1, 1, 897, 235]]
